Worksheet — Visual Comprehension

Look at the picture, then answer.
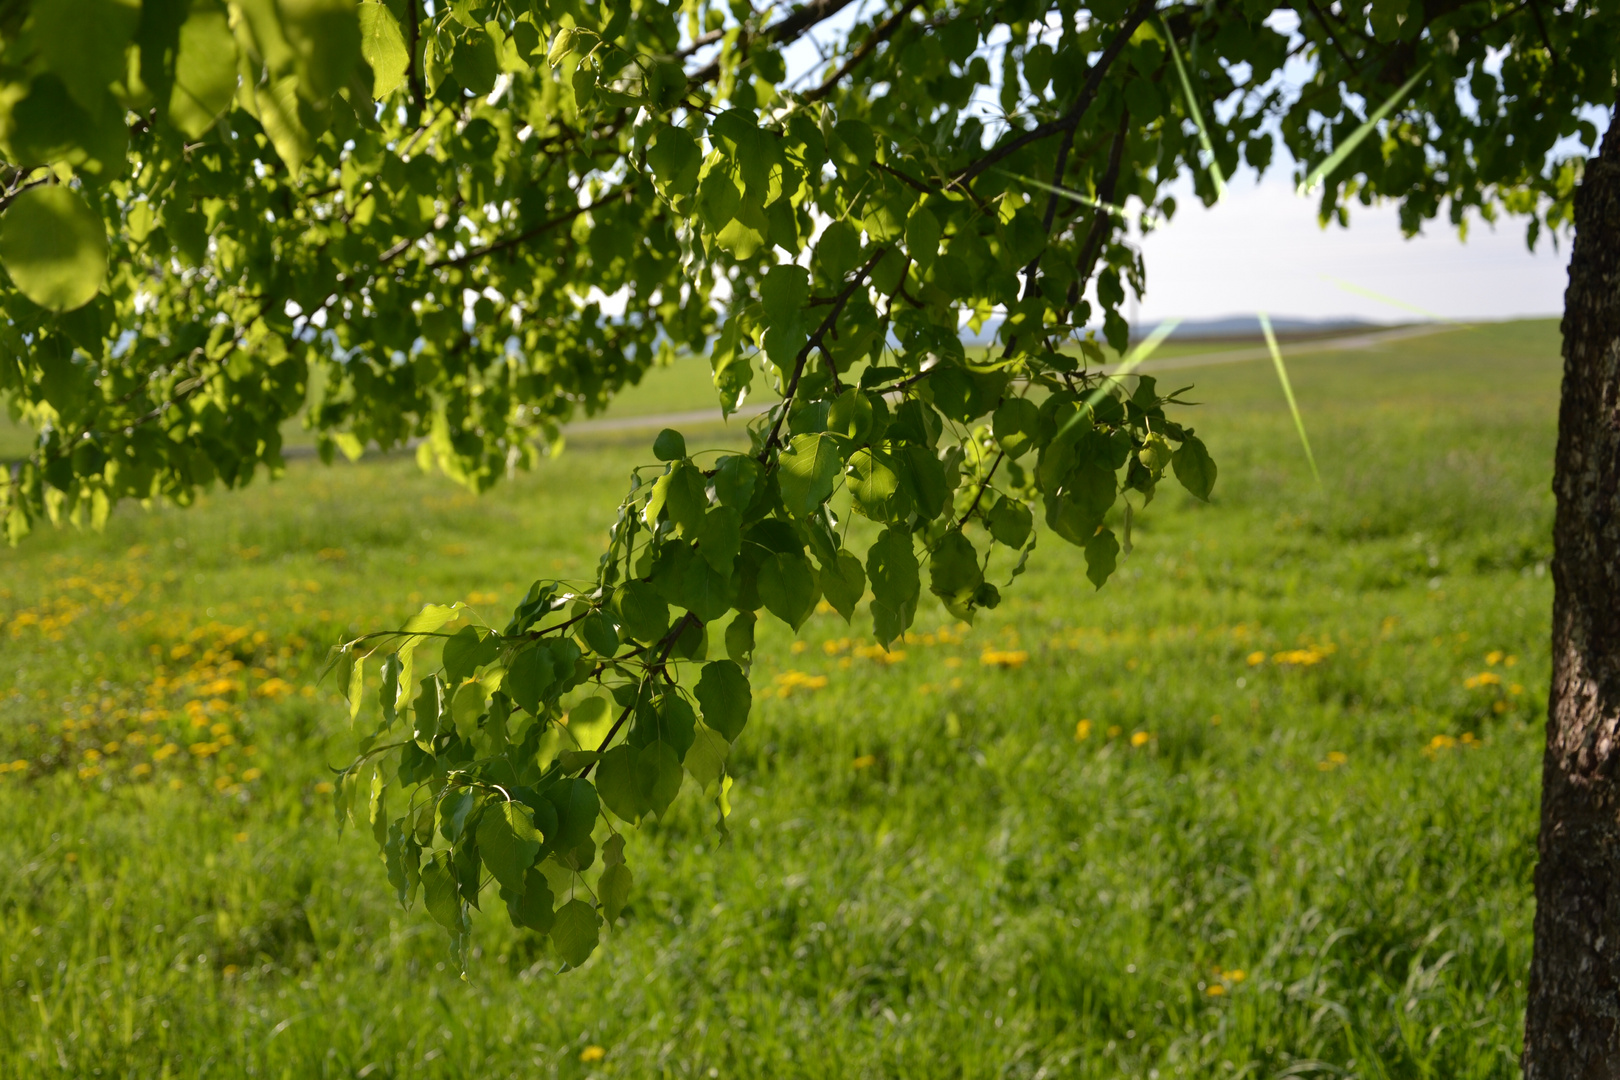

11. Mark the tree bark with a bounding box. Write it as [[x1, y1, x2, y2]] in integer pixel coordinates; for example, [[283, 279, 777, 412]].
[[1523, 110, 1620, 1077]]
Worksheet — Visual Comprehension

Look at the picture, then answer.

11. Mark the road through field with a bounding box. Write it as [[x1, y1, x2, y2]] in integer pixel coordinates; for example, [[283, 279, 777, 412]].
[[563, 322, 1461, 436]]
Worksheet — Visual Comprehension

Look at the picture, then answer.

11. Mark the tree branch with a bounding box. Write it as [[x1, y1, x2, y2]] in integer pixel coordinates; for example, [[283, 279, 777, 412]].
[[954, 0, 1155, 187], [757, 247, 888, 461], [1066, 108, 1131, 319], [406, 0, 427, 117], [957, 451, 1004, 528], [686, 0, 862, 84], [419, 183, 638, 272], [803, 0, 926, 103]]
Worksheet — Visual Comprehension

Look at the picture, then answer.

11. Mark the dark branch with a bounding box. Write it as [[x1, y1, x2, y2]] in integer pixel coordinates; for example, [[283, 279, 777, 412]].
[[1066, 108, 1131, 319], [420, 183, 637, 272], [758, 247, 888, 461], [803, 0, 927, 103], [686, 0, 862, 84], [406, 0, 427, 117], [954, 0, 1155, 187]]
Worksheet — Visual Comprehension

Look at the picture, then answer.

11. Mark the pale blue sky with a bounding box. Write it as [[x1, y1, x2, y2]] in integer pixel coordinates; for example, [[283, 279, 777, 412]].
[[1131, 171, 1571, 324]]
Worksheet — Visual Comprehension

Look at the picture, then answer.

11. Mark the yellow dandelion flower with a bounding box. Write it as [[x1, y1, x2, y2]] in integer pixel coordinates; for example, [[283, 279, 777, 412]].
[[1206, 984, 1225, 996], [1225, 969, 1246, 982], [314, 781, 335, 794], [152, 743, 179, 761], [1246, 651, 1266, 666], [1107, 725, 1122, 738], [1486, 650, 1504, 666], [131, 763, 152, 778], [1464, 672, 1502, 689], [579, 1045, 606, 1063], [1075, 719, 1092, 742], [241, 768, 263, 782], [790, 641, 808, 655], [979, 649, 1028, 669], [1130, 731, 1151, 748], [851, 755, 876, 770]]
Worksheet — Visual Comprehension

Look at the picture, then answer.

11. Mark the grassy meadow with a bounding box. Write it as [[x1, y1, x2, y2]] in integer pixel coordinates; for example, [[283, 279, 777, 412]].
[[0, 319, 1561, 1078]]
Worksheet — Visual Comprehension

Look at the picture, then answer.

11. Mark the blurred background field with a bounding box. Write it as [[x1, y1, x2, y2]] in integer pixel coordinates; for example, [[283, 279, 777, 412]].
[[0, 319, 1559, 1078]]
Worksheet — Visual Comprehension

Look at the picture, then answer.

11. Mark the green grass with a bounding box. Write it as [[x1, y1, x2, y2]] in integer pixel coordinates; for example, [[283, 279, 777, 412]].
[[0, 319, 1560, 1078]]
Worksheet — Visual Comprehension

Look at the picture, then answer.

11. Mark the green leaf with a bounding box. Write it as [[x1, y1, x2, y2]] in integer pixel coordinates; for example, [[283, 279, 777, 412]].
[[713, 455, 762, 511], [650, 541, 733, 623], [421, 853, 467, 935], [551, 898, 601, 967], [696, 506, 741, 576], [639, 740, 684, 817], [453, 28, 498, 95], [758, 551, 818, 630], [596, 744, 645, 822], [0, 187, 107, 313], [777, 433, 842, 519], [694, 660, 750, 741], [992, 398, 1040, 460], [683, 723, 729, 788], [652, 428, 687, 461], [759, 264, 811, 325], [1171, 435, 1218, 501], [505, 867, 555, 932], [477, 800, 542, 890], [724, 610, 756, 663], [819, 549, 866, 622], [986, 497, 1032, 548], [359, 1, 410, 98], [612, 581, 669, 643], [443, 625, 498, 684], [815, 219, 861, 279], [280, 0, 363, 99], [168, 3, 239, 138], [906, 205, 942, 270], [1085, 527, 1120, 589], [578, 612, 619, 657], [504, 642, 560, 714], [647, 125, 701, 197], [867, 528, 919, 647], [413, 675, 443, 746], [34, 0, 139, 116], [848, 448, 911, 523], [898, 445, 950, 519], [655, 460, 707, 535], [599, 862, 633, 926], [450, 681, 484, 739], [929, 529, 984, 610], [254, 74, 316, 175]]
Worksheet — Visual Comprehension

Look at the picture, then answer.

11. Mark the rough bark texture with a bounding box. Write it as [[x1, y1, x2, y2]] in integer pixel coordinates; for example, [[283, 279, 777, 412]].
[[1523, 111, 1620, 1077]]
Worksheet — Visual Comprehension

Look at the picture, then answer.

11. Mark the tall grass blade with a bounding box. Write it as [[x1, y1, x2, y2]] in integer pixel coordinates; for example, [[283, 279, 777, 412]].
[[1298, 65, 1431, 194], [1258, 311, 1321, 487], [1163, 23, 1226, 202], [1000, 170, 1141, 223], [1324, 275, 1448, 321]]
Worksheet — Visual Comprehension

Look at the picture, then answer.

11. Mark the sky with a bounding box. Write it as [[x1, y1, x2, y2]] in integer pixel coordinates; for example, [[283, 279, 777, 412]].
[[1129, 171, 1572, 325], [775, 7, 1584, 327]]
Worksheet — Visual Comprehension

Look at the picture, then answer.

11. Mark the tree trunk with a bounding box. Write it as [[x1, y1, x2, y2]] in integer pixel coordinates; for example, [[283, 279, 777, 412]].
[[1523, 111, 1620, 1077]]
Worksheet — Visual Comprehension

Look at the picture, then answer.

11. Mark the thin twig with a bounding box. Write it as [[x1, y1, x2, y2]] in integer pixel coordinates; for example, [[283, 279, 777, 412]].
[[957, 451, 1004, 528], [406, 0, 427, 116], [686, 0, 861, 84], [757, 247, 888, 461], [1065, 108, 1131, 318], [954, 0, 1156, 187], [426, 182, 637, 271], [803, 0, 926, 103]]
